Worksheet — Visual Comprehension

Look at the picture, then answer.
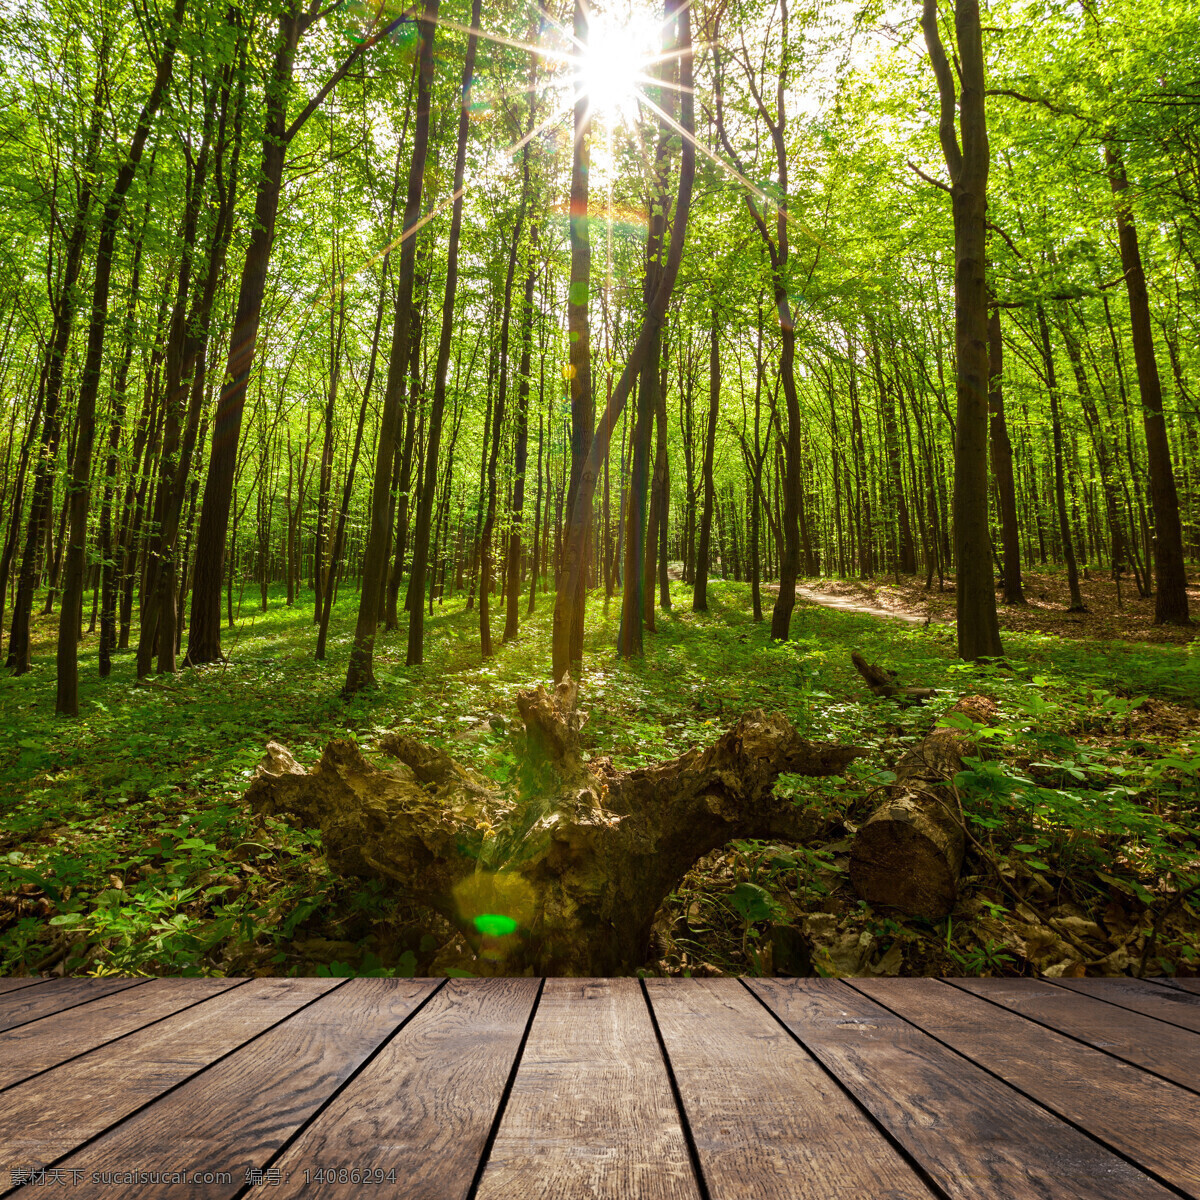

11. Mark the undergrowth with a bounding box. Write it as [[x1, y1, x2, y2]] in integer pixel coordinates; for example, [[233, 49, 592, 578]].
[[1, 577, 1197, 980]]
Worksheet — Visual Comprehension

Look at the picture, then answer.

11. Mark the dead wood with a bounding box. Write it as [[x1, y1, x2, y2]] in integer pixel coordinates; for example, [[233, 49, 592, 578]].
[[851, 651, 937, 701], [848, 694, 997, 920], [245, 684, 863, 976]]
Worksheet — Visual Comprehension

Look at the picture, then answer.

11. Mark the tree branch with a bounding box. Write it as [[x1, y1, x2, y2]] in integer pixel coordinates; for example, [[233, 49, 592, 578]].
[[920, 0, 963, 182]]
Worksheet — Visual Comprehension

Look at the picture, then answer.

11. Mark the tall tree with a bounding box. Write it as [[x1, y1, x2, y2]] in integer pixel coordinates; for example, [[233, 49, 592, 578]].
[[406, 0, 480, 665], [552, 0, 696, 682], [921, 0, 1004, 659], [344, 0, 438, 694], [56, 0, 186, 716], [187, 0, 413, 667]]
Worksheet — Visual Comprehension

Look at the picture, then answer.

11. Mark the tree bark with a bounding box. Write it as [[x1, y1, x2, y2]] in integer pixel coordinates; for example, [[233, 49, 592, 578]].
[[988, 308, 1024, 603], [552, 0, 594, 682], [56, 0, 184, 714], [344, 0, 438, 692], [849, 694, 996, 919], [1106, 143, 1190, 625], [406, 0, 479, 663], [552, 0, 694, 682], [693, 309, 720, 612], [921, 0, 1004, 660]]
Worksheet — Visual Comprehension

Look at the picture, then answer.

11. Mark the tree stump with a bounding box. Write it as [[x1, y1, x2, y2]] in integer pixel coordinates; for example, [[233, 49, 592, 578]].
[[848, 695, 996, 920], [245, 678, 863, 976]]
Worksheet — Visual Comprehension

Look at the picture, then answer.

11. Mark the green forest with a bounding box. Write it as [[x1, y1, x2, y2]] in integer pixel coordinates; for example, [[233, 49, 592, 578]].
[[0, 0, 1197, 984]]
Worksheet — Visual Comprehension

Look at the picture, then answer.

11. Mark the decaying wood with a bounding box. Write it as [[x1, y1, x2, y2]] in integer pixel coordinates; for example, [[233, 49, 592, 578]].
[[850, 651, 937, 701], [246, 682, 863, 976], [849, 694, 996, 920]]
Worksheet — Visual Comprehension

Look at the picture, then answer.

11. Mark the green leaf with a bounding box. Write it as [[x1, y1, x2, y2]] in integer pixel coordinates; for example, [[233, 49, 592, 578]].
[[730, 882, 773, 925]]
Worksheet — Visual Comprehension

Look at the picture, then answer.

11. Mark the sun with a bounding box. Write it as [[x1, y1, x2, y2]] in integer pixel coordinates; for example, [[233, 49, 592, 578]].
[[575, 4, 662, 124]]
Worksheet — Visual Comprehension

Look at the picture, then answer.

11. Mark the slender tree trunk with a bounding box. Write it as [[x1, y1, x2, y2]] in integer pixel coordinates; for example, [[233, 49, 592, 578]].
[[921, 0, 1003, 659], [186, 2, 306, 666], [1035, 303, 1085, 611], [1106, 144, 1190, 624], [988, 308, 1024, 603], [6, 40, 107, 675], [552, 0, 594, 681], [57, 0, 184, 715], [553, 0, 694, 682], [344, 1, 437, 691], [693, 309, 719, 612], [505, 227, 537, 644], [402, 74, 471, 649]]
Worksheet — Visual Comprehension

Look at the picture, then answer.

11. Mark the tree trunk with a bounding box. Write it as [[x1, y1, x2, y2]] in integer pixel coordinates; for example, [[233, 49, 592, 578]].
[[551, 0, 594, 683], [849, 694, 996, 919], [988, 308, 1024, 604], [407, 2, 479, 661], [1106, 144, 1190, 625], [921, 0, 1003, 660], [1035, 303, 1086, 611], [57, 0, 184, 715], [344, 0, 438, 692], [693, 309, 719, 612]]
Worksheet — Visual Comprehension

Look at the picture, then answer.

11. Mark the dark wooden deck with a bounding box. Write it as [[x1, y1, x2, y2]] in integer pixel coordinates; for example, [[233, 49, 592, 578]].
[[1, 976, 1198, 1198]]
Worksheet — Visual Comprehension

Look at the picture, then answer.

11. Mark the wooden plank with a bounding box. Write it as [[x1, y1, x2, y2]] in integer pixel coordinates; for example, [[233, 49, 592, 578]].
[[1050, 977, 1200, 1034], [0, 977, 239, 1089], [0, 978, 50, 997], [0, 977, 338, 1177], [476, 978, 699, 1200], [951, 977, 1200, 1093], [854, 978, 1200, 1197], [750, 978, 1173, 1200], [49, 978, 436, 1199], [646, 978, 934, 1199], [1151, 977, 1200, 996], [0, 976, 144, 1033], [268, 979, 538, 1200]]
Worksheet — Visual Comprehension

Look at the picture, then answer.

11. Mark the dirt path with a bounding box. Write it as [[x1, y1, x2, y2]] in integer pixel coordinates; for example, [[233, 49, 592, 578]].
[[794, 585, 930, 624], [669, 565, 934, 625]]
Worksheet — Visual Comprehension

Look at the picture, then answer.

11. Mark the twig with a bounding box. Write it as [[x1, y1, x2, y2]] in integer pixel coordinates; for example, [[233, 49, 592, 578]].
[[1137, 879, 1200, 978]]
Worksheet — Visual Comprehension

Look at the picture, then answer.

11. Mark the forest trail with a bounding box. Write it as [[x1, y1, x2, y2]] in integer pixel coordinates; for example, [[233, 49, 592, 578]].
[[668, 566, 930, 623], [794, 586, 929, 625]]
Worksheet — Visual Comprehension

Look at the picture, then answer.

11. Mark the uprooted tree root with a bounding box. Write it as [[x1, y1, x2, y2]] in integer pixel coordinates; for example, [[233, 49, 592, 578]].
[[245, 676, 863, 976]]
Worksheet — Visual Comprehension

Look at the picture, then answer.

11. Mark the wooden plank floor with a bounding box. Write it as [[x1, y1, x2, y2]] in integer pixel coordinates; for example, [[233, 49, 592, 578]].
[[0, 977, 1196, 1198]]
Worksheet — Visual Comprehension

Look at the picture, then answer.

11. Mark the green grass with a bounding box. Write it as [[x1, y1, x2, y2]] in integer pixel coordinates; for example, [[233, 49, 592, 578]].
[[2, 577, 1197, 978]]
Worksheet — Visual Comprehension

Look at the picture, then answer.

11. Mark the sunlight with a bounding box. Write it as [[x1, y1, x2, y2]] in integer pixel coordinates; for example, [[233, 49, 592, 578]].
[[575, 4, 662, 125]]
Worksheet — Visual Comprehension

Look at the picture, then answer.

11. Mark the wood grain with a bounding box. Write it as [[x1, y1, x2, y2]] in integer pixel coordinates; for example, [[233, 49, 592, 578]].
[[475, 978, 699, 1200], [854, 977, 1200, 1196], [1151, 977, 1200, 996], [750, 977, 1173, 1200], [0, 977, 239, 1089], [268, 978, 537, 1200], [0, 977, 144, 1033], [50, 978, 435, 1199], [647, 978, 933, 1199], [1049, 977, 1200, 1034], [951, 977, 1200, 1092], [0, 977, 336, 1178], [0, 978, 50, 997]]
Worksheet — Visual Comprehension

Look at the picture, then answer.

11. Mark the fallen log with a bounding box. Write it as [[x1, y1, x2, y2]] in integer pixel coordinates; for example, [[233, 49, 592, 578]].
[[848, 694, 996, 920], [246, 677, 863, 976], [850, 651, 936, 701]]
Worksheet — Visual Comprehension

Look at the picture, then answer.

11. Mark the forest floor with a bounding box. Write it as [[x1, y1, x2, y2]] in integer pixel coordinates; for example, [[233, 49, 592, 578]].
[[799, 569, 1200, 645], [1, 573, 1198, 983]]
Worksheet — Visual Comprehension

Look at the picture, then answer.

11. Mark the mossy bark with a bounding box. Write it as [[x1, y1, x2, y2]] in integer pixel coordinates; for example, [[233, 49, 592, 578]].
[[246, 678, 862, 976], [849, 694, 996, 919]]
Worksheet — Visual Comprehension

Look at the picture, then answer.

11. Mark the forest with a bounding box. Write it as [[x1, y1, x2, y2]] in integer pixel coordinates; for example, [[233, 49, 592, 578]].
[[0, 0, 1197, 983]]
